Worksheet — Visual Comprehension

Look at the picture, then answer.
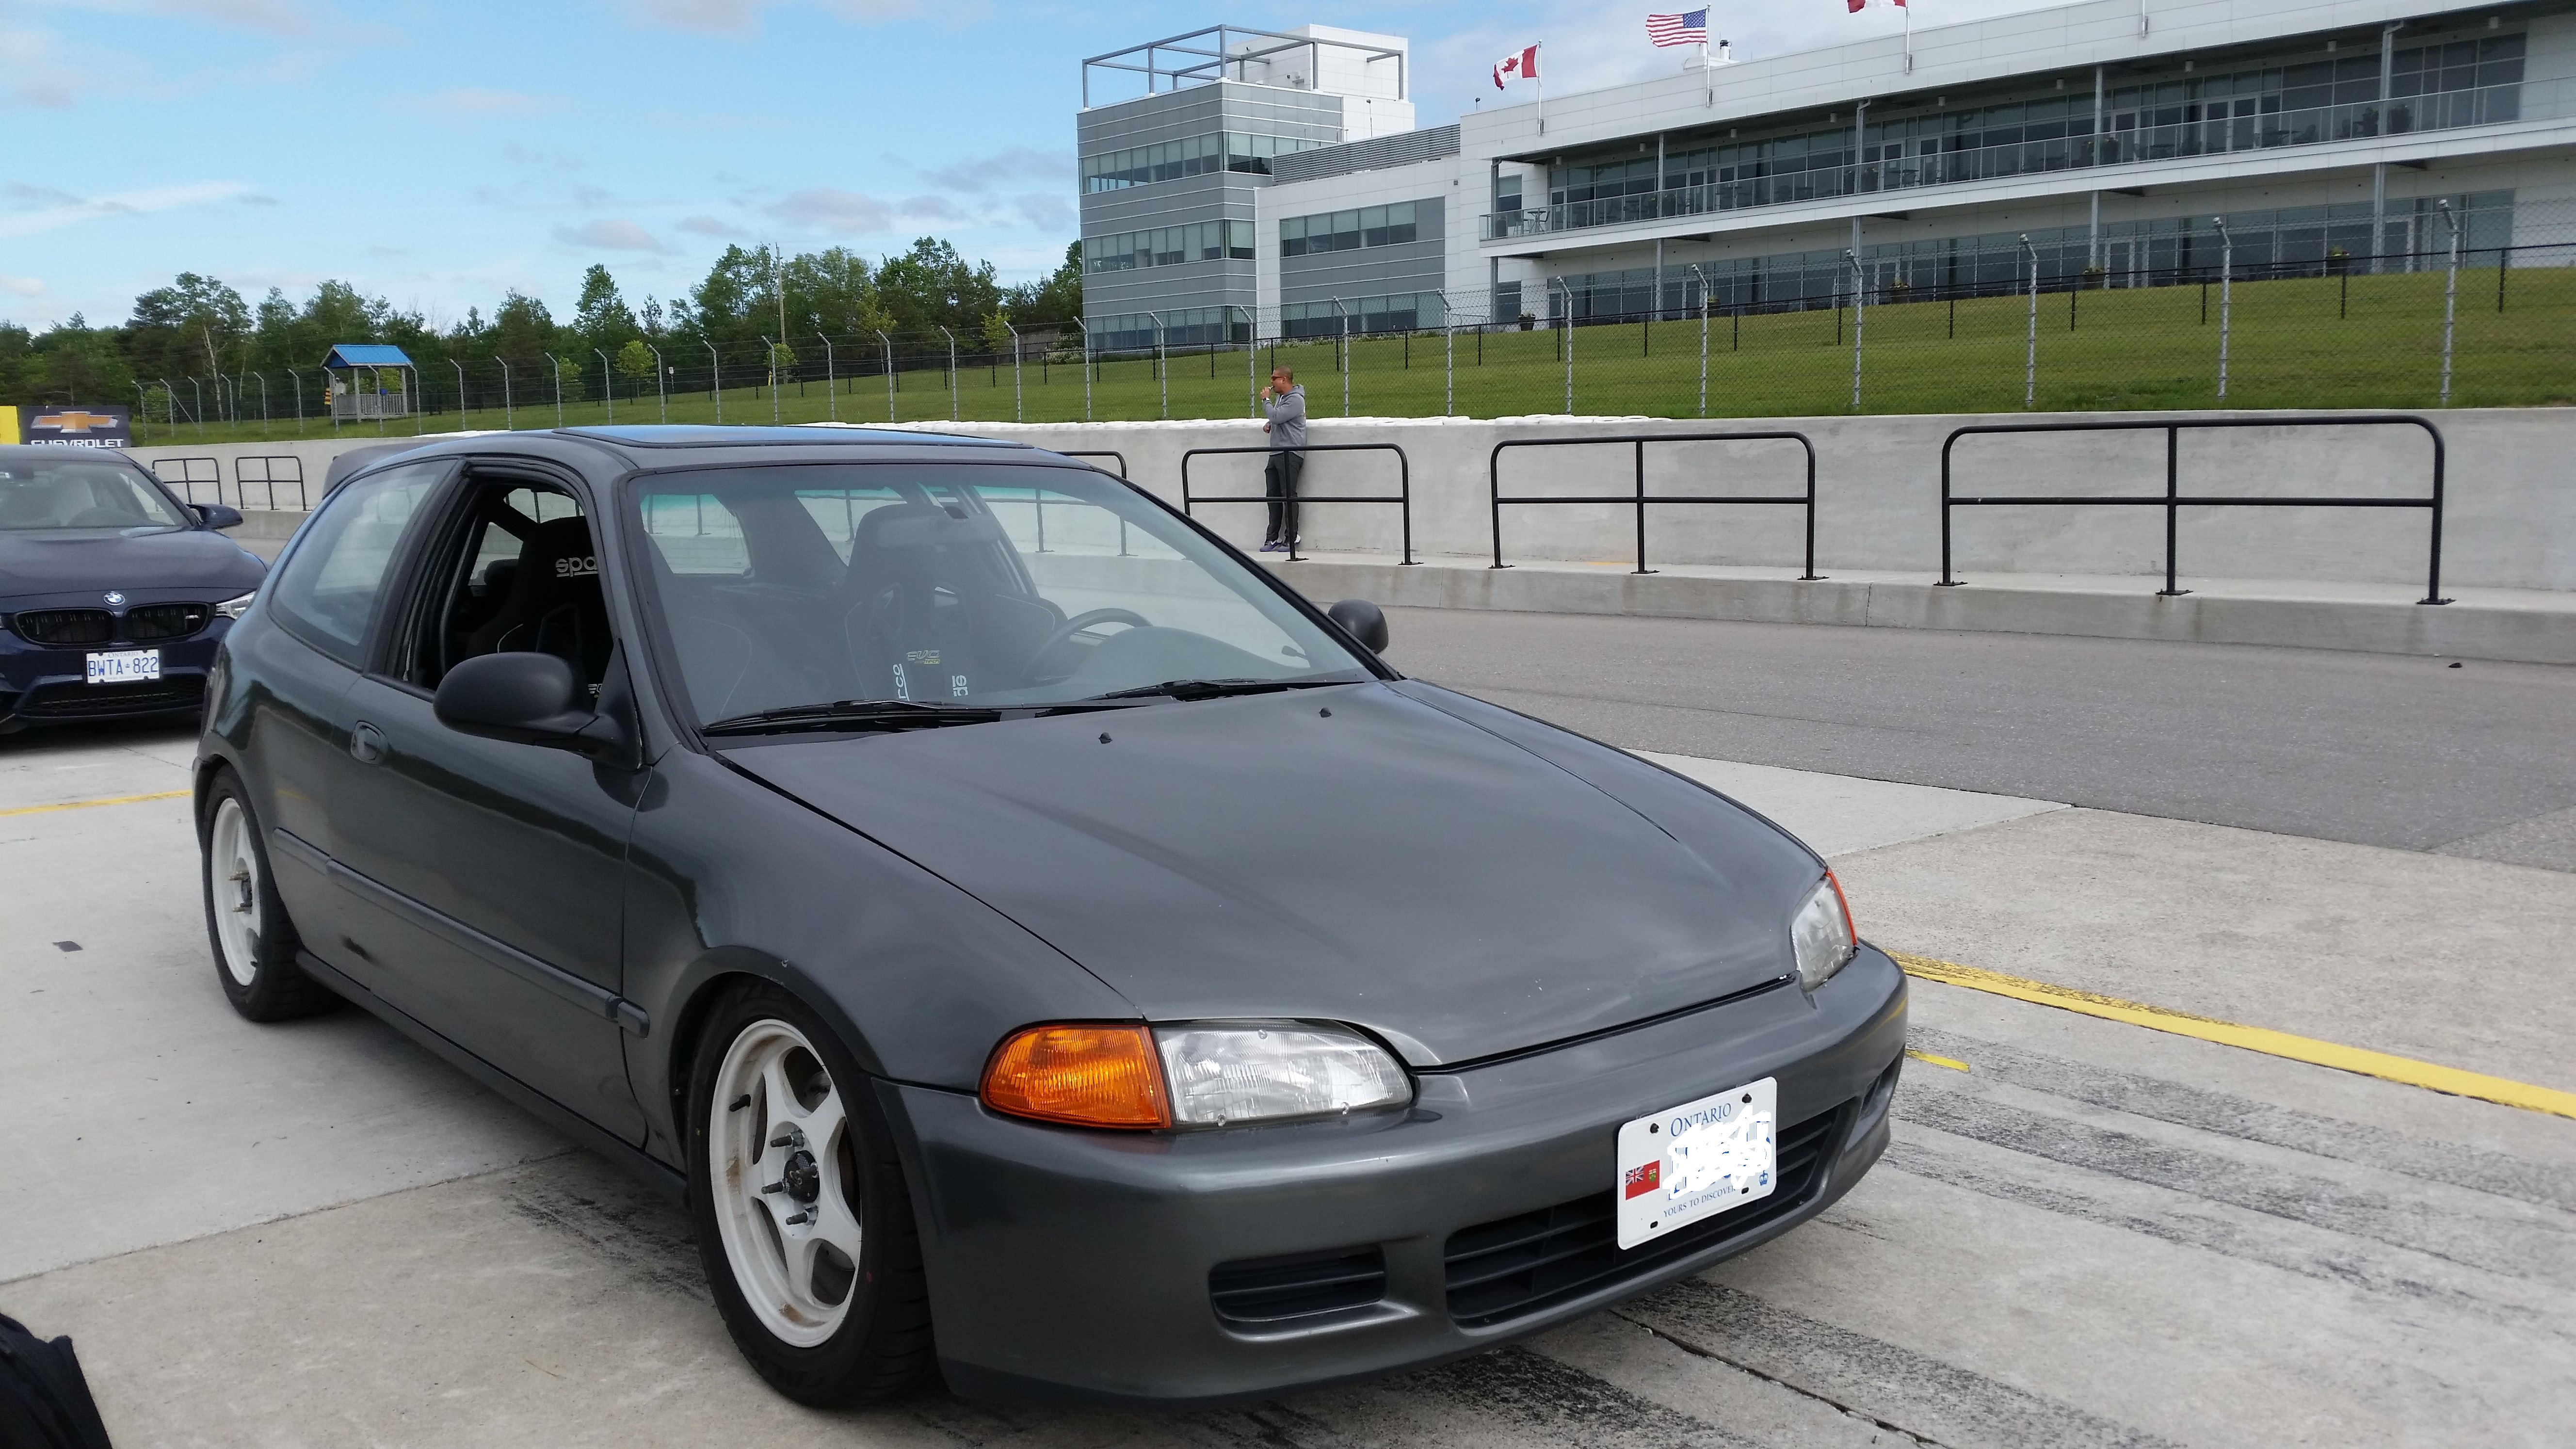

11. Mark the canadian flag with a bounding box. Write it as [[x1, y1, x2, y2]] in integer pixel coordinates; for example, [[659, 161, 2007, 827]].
[[1847, 0, 1905, 9], [1493, 43, 1540, 89]]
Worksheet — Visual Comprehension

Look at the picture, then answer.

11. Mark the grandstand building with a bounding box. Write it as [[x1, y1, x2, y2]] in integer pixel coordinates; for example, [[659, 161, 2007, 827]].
[[1077, 0, 2576, 344]]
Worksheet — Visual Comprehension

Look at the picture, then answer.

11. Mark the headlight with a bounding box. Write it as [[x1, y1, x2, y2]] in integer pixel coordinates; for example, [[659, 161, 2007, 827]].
[[1156, 1021, 1410, 1127], [1790, 871, 1856, 990], [215, 591, 258, 620], [980, 1019, 1410, 1130]]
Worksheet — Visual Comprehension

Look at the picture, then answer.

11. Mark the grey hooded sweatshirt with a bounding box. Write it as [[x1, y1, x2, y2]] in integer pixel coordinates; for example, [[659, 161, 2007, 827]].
[[1263, 384, 1308, 450]]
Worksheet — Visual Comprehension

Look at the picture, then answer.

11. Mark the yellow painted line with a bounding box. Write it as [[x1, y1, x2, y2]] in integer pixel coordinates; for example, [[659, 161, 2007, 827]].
[[1905, 1048, 1971, 1072], [1892, 950, 2576, 1122], [0, 789, 190, 819]]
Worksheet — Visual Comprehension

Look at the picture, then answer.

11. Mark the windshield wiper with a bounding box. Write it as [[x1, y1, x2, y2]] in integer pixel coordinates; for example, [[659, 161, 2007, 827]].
[[1084, 676, 1351, 703], [701, 699, 1002, 737]]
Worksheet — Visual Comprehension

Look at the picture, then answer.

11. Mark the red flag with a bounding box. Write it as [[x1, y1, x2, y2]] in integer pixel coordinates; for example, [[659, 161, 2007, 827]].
[[1493, 44, 1540, 89], [1847, 0, 1906, 10]]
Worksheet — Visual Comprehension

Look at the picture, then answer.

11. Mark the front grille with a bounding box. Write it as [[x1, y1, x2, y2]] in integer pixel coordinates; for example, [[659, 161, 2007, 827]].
[[15, 676, 206, 719], [124, 603, 211, 642], [10, 609, 114, 646], [1209, 1245, 1387, 1327], [1443, 1102, 1849, 1328]]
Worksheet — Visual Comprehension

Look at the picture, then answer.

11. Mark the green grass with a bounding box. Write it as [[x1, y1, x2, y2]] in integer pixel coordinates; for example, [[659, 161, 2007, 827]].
[[136, 268, 2576, 450]]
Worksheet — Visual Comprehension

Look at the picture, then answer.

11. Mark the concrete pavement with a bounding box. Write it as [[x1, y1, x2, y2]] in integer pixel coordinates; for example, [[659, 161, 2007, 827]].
[[4, 706, 2571, 1445]]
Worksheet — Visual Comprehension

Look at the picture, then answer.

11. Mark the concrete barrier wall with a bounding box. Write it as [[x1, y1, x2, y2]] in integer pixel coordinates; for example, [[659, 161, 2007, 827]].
[[142, 409, 2576, 591]]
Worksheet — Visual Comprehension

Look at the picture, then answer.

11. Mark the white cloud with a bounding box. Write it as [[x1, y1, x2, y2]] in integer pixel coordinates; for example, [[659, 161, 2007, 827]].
[[918, 146, 1067, 194], [555, 219, 667, 252], [57, 0, 311, 38], [0, 274, 42, 297], [677, 214, 746, 237], [621, 0, 917, 36], [402, 88, 565, 117], [766, 186, 891, 233], [0, 180, 253, 238], [1011, 193, 1071, 232]]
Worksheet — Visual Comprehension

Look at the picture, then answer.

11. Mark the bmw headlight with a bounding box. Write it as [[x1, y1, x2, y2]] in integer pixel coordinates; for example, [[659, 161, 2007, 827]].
[[1156, 1021, 1411, 1127], [215, 591, 258, 620], [1789, 872, 1857, 990]]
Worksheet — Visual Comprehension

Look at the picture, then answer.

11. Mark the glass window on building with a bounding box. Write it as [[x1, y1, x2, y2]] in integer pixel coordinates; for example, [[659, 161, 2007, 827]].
[[1279, 201, 1421, 257]]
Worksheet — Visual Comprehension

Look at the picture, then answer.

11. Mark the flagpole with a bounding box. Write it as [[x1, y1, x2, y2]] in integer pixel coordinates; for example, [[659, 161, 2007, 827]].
[[1700, 39, 1712, 107], [1905, 2, 1915, 73]]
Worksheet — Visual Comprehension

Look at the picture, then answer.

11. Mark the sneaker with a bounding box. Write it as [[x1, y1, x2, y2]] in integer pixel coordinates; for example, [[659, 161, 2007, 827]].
[[1259, 540, 1284, 552]]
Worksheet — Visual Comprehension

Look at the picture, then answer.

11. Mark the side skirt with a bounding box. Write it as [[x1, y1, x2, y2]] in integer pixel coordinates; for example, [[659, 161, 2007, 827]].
[[296, 949, 689, 1205]]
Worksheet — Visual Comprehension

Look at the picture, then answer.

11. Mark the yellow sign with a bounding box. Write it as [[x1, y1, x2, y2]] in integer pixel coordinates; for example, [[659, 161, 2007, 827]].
[[0, 406, 19, 445]]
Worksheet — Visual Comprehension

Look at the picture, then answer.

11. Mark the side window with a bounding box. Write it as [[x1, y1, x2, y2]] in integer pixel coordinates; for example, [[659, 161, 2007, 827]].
[[409, 481, 613, 692], [267, 462, 446, 665]]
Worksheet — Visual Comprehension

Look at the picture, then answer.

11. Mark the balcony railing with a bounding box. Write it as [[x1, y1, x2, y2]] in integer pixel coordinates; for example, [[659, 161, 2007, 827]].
[[1482, 84, 2526, 242]]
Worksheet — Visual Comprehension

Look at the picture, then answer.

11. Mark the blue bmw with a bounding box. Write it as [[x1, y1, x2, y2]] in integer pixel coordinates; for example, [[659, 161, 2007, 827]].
[[0, 445, 266, 732]]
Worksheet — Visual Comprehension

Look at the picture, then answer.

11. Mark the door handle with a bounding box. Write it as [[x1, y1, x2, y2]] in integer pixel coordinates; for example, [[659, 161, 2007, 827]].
[[350, 721, 388, 765]]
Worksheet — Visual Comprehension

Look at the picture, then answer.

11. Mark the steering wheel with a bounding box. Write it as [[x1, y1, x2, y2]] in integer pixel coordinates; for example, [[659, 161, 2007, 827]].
[[1034, 607, 1150, 660]]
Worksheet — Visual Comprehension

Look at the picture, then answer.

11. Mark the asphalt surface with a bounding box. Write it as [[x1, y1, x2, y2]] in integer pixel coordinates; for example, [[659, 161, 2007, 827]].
[[1378, 607, 2576, 870], [5, 618, 2573, 1447]]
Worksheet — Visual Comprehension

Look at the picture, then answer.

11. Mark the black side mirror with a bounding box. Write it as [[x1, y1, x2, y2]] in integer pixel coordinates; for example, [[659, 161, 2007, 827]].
[[435, 652, 611, 752], [193, 503, 244, 530], [1327, 598, 1389, 653]]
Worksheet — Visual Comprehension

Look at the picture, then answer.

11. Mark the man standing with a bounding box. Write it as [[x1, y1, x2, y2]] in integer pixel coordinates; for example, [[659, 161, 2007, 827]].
[[1258, 366, 1306, 553]]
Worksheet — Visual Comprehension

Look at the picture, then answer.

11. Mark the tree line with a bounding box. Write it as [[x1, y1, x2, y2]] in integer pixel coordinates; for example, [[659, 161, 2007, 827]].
[[0, 237, 1083, 409]]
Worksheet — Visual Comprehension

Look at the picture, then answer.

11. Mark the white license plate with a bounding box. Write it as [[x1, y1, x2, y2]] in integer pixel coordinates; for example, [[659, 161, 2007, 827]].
[[1615, 1076, 1777, 1250], [86, 649, 161, 684]]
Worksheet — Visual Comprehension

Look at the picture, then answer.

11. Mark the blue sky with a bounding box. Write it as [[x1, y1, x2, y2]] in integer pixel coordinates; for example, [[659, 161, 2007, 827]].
[[1, 0, 2054, 332]]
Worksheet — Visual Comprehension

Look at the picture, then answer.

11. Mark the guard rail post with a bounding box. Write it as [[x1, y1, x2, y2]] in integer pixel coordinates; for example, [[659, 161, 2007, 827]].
[[1178, 443, 1415, 566], [1489, 431, 1821, 580]]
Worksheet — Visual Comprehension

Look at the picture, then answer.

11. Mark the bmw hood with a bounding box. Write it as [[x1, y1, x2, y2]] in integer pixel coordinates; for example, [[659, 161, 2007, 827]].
[[0, 528, 266, 610], [724, 679, 1825, 1066]]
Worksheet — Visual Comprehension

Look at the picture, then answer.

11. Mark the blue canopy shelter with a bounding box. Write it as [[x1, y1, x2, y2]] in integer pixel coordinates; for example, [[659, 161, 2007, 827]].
[[322, 344, 416, 422]]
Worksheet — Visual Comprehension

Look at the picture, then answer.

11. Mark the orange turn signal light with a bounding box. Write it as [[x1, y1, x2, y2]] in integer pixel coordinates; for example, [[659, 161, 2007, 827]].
[[981, 1024, 1172, 1129]]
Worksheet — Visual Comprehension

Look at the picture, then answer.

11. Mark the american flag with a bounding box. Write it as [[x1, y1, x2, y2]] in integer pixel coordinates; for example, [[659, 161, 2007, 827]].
[[1645, 8, 1709, 47]]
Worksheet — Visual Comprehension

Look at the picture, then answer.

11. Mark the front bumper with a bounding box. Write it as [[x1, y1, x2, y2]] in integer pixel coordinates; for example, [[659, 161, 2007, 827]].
[[0, 627, 225, 727], [886, 944, 1908, 1407]]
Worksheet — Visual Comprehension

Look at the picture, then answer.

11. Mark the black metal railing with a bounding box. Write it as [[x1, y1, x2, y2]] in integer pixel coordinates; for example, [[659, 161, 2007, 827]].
[[1938, 415, 2449, 603], [1488, 431, 1821, 578], [234, 455, 308, 510], [1180, 443, 1415, 565], [1027, 451, 1134, 557], [151, 457, 221, 503]]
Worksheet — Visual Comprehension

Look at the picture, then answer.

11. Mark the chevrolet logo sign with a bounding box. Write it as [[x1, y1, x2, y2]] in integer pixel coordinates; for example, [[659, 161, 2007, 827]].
[[32, 410, 119, 434]]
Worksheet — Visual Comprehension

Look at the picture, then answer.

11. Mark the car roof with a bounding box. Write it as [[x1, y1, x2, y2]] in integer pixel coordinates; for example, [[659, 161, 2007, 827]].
[[557, 424, 1027, 451]]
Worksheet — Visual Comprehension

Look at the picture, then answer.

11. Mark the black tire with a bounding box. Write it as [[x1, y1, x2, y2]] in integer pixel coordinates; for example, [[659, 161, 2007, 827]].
[[686, 982, 934, 1406], [198, 767, 329, 1022]]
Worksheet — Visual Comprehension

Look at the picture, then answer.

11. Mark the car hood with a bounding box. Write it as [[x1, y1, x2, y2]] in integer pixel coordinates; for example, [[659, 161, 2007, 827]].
[[0, 527, 266, 608], [724, 680, 1822, 1066]]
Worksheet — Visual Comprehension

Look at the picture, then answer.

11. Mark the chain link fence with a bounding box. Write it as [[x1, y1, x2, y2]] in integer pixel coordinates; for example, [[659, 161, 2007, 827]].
[[133, 203, 2576, 444]]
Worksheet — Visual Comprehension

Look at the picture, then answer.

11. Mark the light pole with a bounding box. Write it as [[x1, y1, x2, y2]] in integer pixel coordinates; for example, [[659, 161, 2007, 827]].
[[706, 341, 722, 423], [596, 348, 614, 423], [2019, 235, 2041, 410], [936, 326, 960, 420], [1686, 265, 1710, 417], [1069, 319, 1093, 422], [2212, 216, 2234, 402], [542, 352, 564, 427], [649, 345, 666, 422], [875, 330, 895, 422], [1548, 280, 1574, 415], [1143, 312, 1167, 420], [2436, 199, 2462, 405], [1000, 315, 1022, 422], [1327, 299, 1351, 418], [1845, 249, 1866, 412], [817, 333, 835, 421], [499, 358, 514, 429], [761, 335, 779, 423], [451, 358, 467, 430]]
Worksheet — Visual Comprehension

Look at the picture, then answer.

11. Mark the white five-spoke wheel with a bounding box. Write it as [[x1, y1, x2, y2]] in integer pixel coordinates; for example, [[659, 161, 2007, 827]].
[[208, 795, 264, 988], [199, 771, 323, 1022], [709, 1018, 867, 1348]]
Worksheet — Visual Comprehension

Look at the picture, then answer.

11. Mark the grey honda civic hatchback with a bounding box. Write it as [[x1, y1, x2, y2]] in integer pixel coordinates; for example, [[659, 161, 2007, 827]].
[[194, 425, 1906, 1407]]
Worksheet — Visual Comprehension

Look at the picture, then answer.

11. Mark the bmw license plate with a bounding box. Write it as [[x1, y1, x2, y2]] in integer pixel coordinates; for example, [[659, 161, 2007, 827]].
[[1615, 1076, 1777, 1250], [86, 649, 161, 685]]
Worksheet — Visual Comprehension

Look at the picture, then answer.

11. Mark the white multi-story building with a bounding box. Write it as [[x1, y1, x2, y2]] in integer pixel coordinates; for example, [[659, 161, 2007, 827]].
[[1078, 0, 2576, 343]]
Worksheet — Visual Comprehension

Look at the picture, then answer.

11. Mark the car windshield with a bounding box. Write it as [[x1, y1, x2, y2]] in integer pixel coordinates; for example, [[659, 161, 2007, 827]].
[[631, 461, 1371, 726], [0, 457, 192, 532]]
